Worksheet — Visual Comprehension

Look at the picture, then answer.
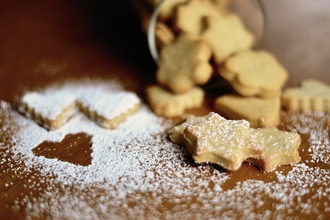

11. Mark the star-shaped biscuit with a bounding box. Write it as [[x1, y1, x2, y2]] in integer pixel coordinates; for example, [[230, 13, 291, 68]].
[[170, 112, 301, 172], [201, 13, 254, 64], [156, 33, 213, 94], [145, 85, 205, 118], [174, 0, 224, 35], [281, 79, 330, 112], [247, 127, 301, 172], [182, 112, 261, 171], [220, 50, 288, 98]]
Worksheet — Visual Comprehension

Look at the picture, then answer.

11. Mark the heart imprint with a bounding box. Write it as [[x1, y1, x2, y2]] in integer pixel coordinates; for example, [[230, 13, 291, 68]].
[[32, 132, 93, 166]]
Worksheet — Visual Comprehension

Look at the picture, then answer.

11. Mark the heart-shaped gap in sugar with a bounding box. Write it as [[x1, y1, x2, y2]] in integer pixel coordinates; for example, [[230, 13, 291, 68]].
[[32, 132, 93, 166]]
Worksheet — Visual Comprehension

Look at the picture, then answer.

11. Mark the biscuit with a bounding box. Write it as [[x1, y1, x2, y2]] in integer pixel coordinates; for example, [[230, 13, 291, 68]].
[[170, 112, 301, 172], [214, 94, 281, 128], [155, 21, 175, 48], [182, 112, 261, 171], [220, 50, 288, 98], [77, 90, 140, 129], [156, 33, 213, 94], [143, 0, 188, 21], [201, 13, 254, 64], [170, 114, 208, 155], [281, 79, 330, 112], [174, 0, 224, 36], [17, 91, 76, 130], [247, 127, 301, 172], [145, 85, 205, 118]]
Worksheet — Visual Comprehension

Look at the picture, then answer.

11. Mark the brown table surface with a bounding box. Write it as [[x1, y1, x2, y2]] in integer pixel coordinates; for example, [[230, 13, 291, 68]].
[[1, 0, 330, 219]]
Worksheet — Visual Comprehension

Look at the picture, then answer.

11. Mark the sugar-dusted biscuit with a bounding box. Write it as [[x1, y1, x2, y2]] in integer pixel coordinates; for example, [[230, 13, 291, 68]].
[[170, 114, 208, 155], [220, 50, 288, 98], [247, 127, 301, 172], [174, 0, 224, 35], [281, 79, 330, 112], [145, 85, 205, 118], [17, 91, 76, 130], [170, 112, 301, 172], [201, 13, 254, 64], [214, 94, 281, 128], [77, 90, 140, 129], [156, 33, 212, 94], [182, 112, 261, 171]]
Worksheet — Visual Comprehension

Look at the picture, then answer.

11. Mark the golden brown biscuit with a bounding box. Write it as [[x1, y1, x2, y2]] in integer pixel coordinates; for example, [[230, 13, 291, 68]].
[[201, 13, 254, 64], [220, 50, 288, 98], [214, 94, 281, 128], [281, 79, 330, 112], [143, 0, 188, 21], [174, 0, 224, 35], [156, 33, 213, 94], [145, 85, 205, 118], [155, 21, 175, 48]]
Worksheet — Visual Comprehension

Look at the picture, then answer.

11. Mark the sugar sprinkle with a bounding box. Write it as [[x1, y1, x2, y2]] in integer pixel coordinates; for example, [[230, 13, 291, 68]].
[[0, 80, 329, 219]]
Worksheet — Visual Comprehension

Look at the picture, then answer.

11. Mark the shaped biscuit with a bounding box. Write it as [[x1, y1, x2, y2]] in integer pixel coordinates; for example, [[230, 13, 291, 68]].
[[145, 85, 205, 118], [77, 90, 140, 129], [247, 127, 301, 172], [155, 21, 175, 48], [170, 114, 208, 155], [156, 33, 213, 94], [281, 79, 330, 112], [220, 50, 288, 98], [170, 112, 301, 172], [143, 0, 188, 20], [214, 94, 281, 128], [202, 13, 254, 64], [182, 112, 261, 171], [17, 91, 76, 130], [174, 0, 224, 35]]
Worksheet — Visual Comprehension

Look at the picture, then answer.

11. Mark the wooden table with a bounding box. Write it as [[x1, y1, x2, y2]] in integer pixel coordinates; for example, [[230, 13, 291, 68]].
[[1, 0, 329, 219]]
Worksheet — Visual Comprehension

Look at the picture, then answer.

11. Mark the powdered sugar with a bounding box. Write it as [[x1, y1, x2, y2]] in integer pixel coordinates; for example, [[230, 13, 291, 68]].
[[1, 80, 330, 219]]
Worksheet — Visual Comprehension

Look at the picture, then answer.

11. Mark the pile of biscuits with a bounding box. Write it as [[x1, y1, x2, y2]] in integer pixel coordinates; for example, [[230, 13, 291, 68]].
[[136, 0, 288, 128]]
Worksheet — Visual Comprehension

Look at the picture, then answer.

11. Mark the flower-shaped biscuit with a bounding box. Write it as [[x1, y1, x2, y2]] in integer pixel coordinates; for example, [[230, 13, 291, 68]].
[[156, 33, 213, 94], [202, 13, 254, 64], [220, 50, 288, 98]]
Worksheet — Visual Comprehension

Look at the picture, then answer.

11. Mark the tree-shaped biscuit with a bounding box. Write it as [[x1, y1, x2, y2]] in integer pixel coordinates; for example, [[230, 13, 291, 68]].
[[214, 94, 281, 128], [145, 85, 205, 118], [202, 13, 254, 64], [220, 50, 288, 98], [156, 33, 213, 94], [281, 79, 330, 112]]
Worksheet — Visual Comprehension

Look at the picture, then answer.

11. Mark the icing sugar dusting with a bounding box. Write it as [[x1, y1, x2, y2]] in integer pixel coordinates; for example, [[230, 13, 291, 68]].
[[0, 80, 330, 219]]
